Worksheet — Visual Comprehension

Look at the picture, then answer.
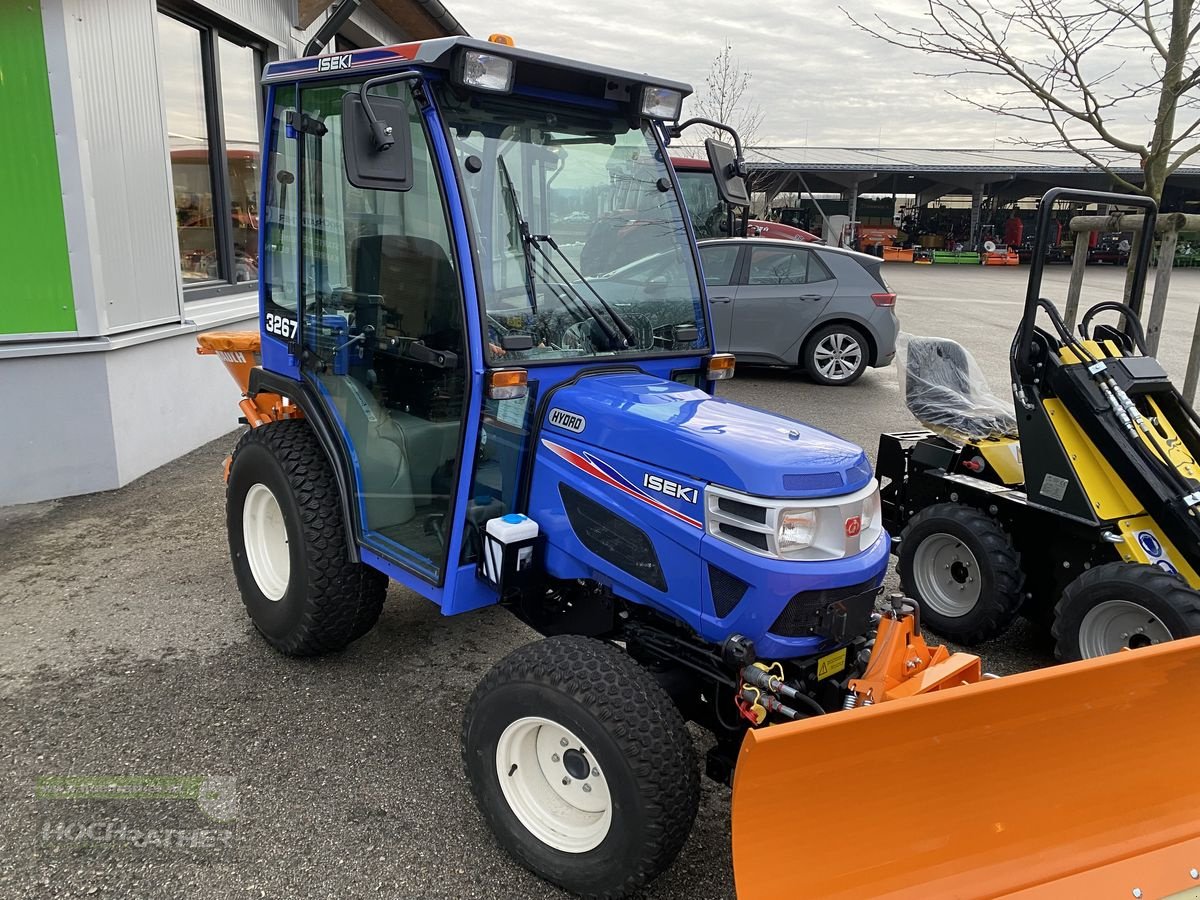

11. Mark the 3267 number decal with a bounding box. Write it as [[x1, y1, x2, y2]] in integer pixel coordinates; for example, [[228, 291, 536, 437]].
[[265, 314, 298, 340]]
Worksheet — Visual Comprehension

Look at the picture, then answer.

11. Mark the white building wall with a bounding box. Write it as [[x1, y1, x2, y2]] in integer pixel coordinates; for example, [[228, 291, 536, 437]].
[[2, 0, 444, 507], [61, 0, 184, 334]]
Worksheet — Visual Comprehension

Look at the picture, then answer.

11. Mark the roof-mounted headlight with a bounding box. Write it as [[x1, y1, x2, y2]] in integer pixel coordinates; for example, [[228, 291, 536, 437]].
[[456, 49, 514, 93], [640, 85, 683, 120]]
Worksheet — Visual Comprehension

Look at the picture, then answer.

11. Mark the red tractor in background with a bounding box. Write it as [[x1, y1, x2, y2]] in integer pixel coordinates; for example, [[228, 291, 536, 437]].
[[670, 155, 821, 242]]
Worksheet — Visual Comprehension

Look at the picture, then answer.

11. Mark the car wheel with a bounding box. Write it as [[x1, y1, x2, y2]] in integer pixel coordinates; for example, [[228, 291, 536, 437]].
[[803, 323, 869, 386]]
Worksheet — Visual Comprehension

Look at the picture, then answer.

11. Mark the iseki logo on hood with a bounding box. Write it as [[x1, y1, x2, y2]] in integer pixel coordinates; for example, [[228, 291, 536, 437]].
[[643, 473, 698, 505]]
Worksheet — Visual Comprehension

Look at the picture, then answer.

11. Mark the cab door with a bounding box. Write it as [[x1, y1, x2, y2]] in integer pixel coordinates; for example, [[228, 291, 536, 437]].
[[731, 244, 836, 363], [288, 78, 472, 588]]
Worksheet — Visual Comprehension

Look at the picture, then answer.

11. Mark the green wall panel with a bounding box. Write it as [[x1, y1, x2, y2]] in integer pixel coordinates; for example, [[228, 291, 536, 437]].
[[0, 4, 75, 335]]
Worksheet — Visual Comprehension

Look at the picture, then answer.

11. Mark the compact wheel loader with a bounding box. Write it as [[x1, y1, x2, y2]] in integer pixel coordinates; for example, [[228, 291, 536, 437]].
[[199, 42, 1200, 899], [880, 188, 1200, 659]]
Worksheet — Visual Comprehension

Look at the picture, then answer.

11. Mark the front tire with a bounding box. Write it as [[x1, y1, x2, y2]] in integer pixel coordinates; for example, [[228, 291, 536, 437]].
[[463, 636, 699, 899], [227, 420, 387, 655], [1053, 562, 1200, 660], [803, 323, 869, 386], [898, 504, 1024, 644]]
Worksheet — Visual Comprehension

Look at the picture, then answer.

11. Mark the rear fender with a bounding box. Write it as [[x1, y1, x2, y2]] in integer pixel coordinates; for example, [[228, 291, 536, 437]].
[[247, 368, 362, 564]]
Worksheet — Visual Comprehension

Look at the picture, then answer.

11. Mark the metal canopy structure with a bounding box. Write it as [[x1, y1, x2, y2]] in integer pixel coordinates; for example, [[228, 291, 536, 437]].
[[737, 146, 1200, 208]]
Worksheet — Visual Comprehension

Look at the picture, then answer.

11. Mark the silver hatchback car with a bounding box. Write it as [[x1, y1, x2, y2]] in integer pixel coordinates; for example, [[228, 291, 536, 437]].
[[699, 238, 899, 385]]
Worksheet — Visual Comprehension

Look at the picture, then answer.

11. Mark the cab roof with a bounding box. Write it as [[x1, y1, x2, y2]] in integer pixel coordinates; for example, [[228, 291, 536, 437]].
[[262, 36, 692, 108]]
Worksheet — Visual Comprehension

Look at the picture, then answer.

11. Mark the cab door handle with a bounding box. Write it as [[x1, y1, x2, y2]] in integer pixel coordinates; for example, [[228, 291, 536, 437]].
[[710, 296, 732, 304], [798, 293, 823, 301]]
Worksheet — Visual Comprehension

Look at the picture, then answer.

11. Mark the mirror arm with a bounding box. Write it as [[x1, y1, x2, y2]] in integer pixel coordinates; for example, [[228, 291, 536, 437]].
[[669, 117, 745, 169], [359, 72, 422, 152]]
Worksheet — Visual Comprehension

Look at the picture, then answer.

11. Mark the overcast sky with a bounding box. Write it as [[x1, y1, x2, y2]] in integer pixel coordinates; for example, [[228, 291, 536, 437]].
[[446, 0, 1169, 150]]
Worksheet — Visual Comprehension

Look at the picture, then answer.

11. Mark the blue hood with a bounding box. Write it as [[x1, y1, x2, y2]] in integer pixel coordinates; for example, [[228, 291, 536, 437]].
[[542, 373, 872, 497]]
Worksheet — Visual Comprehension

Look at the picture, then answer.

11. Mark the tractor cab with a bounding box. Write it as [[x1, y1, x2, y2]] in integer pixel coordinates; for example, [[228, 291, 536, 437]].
[[245, 36, 881, 633], [253, 38, 722, 605]]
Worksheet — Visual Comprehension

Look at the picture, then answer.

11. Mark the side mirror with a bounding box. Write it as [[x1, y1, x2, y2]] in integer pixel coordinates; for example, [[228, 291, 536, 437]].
[[705, 138, 750, 208], [342, 91, 413, 192], [672, 324, 699, 343]]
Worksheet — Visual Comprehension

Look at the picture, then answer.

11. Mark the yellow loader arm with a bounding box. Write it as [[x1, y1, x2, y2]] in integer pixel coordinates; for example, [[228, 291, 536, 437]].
[[732, 636, 1200, 899]]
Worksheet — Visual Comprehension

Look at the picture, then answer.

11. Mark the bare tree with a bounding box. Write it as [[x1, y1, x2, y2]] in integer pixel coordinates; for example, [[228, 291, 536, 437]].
[[687, 41, 765, 155], [845, 0, 1200, 203]]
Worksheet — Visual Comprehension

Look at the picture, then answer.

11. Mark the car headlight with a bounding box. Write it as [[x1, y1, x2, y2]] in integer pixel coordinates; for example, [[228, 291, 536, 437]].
[[778, 509, 817, 551]]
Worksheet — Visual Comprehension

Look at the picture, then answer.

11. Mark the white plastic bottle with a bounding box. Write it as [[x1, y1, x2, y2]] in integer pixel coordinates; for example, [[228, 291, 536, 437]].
[[484, 513, 540, 585]]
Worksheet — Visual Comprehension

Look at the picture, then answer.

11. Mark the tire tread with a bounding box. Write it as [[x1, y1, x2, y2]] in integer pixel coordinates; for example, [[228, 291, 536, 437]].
[[228, 420, 386, 655], [463, 635, 699, 900], [899, 503, 1024, 644]]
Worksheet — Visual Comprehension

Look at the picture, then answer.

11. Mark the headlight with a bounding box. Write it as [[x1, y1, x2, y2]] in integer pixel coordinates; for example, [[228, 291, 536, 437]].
[[705, 482, 883, 561], [640, 86, 683, 120], [778, 509, 817, 551], [456, 50, 514, 93]]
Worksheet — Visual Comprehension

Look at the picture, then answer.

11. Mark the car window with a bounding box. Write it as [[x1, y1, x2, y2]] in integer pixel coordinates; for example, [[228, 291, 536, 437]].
[[808, 251, 834, 283], [748, 246, 815, 285], [699, 244, 740, 286]]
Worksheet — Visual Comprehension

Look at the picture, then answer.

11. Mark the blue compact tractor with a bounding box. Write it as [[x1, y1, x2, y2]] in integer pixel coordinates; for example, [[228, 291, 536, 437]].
[[199, 34, 960, 898]]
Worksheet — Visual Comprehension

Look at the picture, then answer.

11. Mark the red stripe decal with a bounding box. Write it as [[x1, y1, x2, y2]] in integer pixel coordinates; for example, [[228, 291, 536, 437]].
[[542, 439, 702, 528]]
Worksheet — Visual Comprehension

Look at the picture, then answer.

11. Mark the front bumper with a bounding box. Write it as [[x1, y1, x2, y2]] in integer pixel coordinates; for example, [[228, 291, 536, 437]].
[[698, 529, 890, 660]]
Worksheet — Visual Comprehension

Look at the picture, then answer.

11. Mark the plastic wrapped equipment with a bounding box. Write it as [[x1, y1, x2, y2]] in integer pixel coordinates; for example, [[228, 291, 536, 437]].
[[897, 333, 1018, 441]]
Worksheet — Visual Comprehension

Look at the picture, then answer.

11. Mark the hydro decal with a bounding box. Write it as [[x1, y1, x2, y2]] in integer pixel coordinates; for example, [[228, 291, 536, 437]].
[[548, 408, 586, 433], [542, 439, 702, 528]]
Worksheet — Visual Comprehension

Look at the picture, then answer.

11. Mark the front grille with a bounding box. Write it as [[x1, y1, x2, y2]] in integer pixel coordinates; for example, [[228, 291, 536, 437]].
[[717, 523, 769, 551], [769, 579, 878, 640], [717, 496, 767, 524], [782, 471, 843, 492], [708, 565, 750, 618], [560, 484, 667, 591]]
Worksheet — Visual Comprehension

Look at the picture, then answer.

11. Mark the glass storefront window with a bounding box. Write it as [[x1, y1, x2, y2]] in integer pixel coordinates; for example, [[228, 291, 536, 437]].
[[158, 14, 216, 285], [219, 39, 261, 285], [156, 9, 262, 293]]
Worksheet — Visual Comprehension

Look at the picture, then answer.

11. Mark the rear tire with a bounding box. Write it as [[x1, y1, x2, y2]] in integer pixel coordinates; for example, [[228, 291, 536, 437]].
[[462, 636, 699, 899], [227, 420, 387, 655], [803, 323, 869, 386], [1052, 562, 1200, 661], [898, 504, 1024, 644]]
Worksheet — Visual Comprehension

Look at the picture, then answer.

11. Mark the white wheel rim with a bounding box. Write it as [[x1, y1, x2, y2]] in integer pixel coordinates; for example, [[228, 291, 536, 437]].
[[814, 332, 863, 381], [495, 716, 612, 853], [242, 483, 291, 601], [1078, 599, 1172, 658], [911, 533, 982, 617]]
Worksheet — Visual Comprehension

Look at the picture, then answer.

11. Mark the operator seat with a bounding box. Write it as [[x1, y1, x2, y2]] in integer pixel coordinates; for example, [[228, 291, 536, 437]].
[[904, 337, 1018, 441], [353, 234, 460, 340], [349, 233, 465, 516]]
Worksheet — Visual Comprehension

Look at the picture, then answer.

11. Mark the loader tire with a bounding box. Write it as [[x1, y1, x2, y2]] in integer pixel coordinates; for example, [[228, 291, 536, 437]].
[[898, 503, 1024, 645], [1053, 561, 1200, 661], [227, 420, 387, 655], [462, 635, 699, 899]]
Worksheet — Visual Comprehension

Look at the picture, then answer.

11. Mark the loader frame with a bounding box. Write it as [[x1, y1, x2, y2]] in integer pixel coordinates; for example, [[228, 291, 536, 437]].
[[879, 188, 1200, 650]]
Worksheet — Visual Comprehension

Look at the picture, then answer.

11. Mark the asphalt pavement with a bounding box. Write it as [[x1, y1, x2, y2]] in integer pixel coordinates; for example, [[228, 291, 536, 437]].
[[3, 263, 1198, 898]]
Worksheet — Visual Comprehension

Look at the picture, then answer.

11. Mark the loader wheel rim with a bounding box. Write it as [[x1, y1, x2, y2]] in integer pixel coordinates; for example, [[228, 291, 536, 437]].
[[495, 716, 612, 853], [1078, 599, 1172, 657], [911, 533, 981, 617], [242, 482, 291, 602]]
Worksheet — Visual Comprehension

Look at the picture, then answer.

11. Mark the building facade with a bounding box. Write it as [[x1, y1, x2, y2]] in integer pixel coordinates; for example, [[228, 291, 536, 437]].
[[0, 0, 463, 506]]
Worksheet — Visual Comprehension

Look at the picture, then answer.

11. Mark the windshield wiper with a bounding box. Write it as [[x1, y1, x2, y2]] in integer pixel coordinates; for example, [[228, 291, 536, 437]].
[[496, 154, 539, 316], [529, 233, 638, 349], [496, 154, 631, 350]]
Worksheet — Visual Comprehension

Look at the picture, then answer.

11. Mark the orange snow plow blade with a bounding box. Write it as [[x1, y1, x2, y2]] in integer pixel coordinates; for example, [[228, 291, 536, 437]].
[[732, 636, 1200, 899]]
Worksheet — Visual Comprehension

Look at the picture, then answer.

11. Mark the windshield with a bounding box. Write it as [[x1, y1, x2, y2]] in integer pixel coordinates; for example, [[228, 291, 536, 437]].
[[676, 169, 726, 240], [434, 87, 708, 363]]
